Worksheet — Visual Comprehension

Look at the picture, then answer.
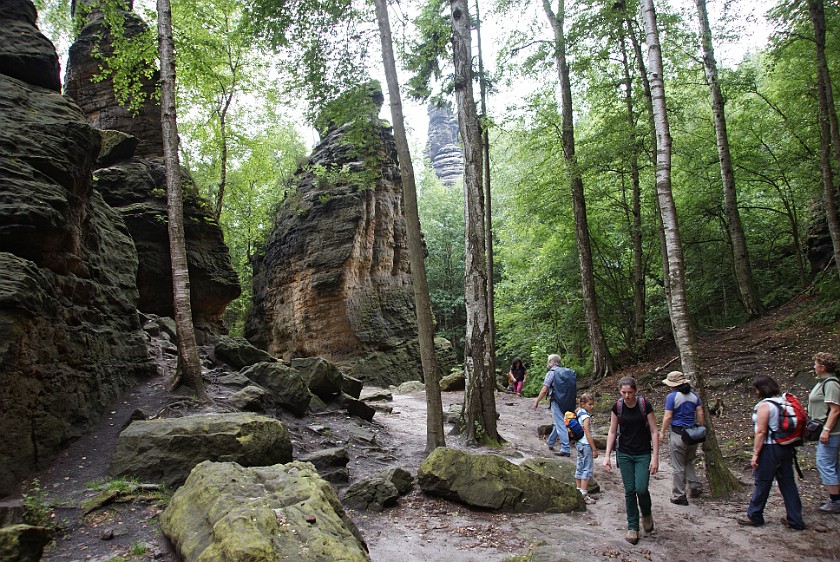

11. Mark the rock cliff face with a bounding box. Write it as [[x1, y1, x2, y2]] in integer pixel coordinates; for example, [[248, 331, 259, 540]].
[[64, 0, 163, 158], [64, 0, 241, 329], [246, 85, 421, 387], [0, 0, 156, 497], [426, 103, 463, 186]]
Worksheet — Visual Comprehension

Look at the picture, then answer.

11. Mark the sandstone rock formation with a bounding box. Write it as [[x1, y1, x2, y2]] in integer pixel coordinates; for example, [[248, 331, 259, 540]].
[[161, 461, 370, 562], [426, 102, 463, 186], [246, 84, 421, 387], [0, 0, 156, 497], [108, 413, 293, 487], [64, 0, 163, 158], [417, 447, 584, 513], [63, 1, 241, 330]]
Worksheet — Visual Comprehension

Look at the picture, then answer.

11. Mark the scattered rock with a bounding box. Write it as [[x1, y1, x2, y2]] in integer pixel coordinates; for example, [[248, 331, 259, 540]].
[[439, 372, 466, 391], [341, 395, 376, 422], [228, 385, 269, 413], [0, 524, 52, 562], [160, 461, 369, 562], [341, 375, 364, 399], [0, 500, 24, 527], [240, 362, 311, 417], [394, 381, 425, 393], [417, 448, 584, 513], [213, 336, 276, 370], [359, 388, 392, 402], [298, 448, 350, 484], [108, 413, 292, 488], [291, 357, 344, 401], [342, 478, 400, 512]]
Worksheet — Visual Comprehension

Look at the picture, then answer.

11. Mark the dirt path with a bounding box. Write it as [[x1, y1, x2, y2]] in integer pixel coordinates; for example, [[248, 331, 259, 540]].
[[358, 390, 840, 562]]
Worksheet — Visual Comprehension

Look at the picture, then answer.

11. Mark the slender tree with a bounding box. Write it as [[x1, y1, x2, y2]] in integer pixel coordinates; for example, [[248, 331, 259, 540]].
[[694, 0, 764, 317], [449, 0, 499, 443], [157, 0, 210, 402], [807, 0, 840, 280], [542, 0, 613, 378], [641, 0, 738, 497], [374, 0, 446, 451]]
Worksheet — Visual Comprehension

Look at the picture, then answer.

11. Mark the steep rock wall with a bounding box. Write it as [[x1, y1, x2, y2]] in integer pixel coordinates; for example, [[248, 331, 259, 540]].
[[0, 0, 156, 497], [246, 86, 420, 386], [426, 103, 463, 186]]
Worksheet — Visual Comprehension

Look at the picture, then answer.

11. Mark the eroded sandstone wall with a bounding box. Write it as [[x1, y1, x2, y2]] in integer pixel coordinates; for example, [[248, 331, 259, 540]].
[[246, 86, 421, 386], [0, 0, 156, 497]]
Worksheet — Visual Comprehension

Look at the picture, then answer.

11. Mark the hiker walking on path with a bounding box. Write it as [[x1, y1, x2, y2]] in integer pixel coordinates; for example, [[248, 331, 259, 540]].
[[737, 374, 805, 530], [603, 376, 659, 545], [659, 370, 704, 505], [508, 358, 527, 395], [575, 393, 599, 504], [533, 354, 576, 456], [808, 352, 840, 514]]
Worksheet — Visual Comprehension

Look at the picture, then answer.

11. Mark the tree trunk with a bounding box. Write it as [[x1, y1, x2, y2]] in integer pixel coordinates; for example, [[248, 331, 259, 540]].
[[807, 0, 840, 280], [543, 0, 613, 378], [475, 0, 496, 383], [156, 0, 210, 402], [694, 0, 764, 317], [214, 92, 234, 222], [374, 0, 446, 452], [449, 0, 499, 444], [618, 21, 646, 359], [641, 0, 739, 498]]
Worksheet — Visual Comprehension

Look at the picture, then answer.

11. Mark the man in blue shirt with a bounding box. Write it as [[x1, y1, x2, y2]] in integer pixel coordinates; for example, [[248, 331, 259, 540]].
[[534, 354, 577, 456]]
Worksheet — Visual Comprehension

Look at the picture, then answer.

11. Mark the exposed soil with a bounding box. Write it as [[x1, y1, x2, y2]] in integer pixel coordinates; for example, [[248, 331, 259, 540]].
[[18, 293, 840, 561]]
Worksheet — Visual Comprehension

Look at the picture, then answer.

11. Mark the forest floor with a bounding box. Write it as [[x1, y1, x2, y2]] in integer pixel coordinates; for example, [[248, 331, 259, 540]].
[[21, 292, 840, 562]]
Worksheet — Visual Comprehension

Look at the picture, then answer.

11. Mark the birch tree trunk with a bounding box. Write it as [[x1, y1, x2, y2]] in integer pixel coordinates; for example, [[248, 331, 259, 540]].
[[807, 0, 840, 280], [543, 0, 613, 378], [641, 0, 738, 497], [156, 0, 210, 402], [449, 0, 499, 444], [374, 0, 446, 451], [694, 0, 764, 317]]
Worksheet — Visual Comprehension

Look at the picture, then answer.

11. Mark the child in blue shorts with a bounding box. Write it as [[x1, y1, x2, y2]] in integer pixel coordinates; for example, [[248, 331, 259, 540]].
[[575, 393, 599, 504]]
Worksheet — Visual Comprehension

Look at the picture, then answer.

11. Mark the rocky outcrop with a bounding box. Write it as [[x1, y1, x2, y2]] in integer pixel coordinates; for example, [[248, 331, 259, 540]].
[[92, 159, 241, 331], [417, 448, 584, 513], [160, 461, 370, 562], [426, 103, 463, 186], [246, 83, 420, 387], [0, 0, 156, 497], [0, 524, 52, 562], [108, 413, 293, 487], [0, 0, 60, 92], [64, 0, 163, 158]]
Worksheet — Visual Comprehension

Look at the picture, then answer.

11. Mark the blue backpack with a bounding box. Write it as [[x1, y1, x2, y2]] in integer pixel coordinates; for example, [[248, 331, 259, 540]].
[[549, 366, 577, 414], [566, 411, 585, 440]]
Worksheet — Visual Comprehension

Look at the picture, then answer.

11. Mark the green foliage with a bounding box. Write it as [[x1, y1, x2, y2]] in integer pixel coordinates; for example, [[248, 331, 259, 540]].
[[22, 479, 55, 528], [83, 0, 159, 113], [402, 0, 450, 100], [85, 476, 140, 495], [129, 542, 148, 556]]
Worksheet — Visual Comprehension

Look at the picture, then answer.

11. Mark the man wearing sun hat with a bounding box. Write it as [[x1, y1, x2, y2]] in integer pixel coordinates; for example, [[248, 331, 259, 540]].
[[658, 370, 705, 504]]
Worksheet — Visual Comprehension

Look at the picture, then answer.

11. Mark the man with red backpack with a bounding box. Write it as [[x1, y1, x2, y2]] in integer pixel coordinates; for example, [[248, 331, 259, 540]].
[[736, 374, 806, 530]]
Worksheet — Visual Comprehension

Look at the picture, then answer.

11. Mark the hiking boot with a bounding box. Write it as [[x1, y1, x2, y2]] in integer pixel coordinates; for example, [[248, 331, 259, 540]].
[[642, 514, 654, 533], [670, 495, 688, 506], [780, 517, 805, 531], [625, 530, 639, 545], [547, 445, 555, 451], [818, 500, 840, 513], [736, 514, 761, 526], [688, 488, 703, 498], [558, 451, 571, 457]]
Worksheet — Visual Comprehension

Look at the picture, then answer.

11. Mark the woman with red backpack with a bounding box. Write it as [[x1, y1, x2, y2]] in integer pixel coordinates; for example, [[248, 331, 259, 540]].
[[736, 374, 805, 530]]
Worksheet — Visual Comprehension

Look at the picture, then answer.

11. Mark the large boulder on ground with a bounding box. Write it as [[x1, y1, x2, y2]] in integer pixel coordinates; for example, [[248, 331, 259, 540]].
[[298, 448, 350, 484], [241, 362, 311, 416], [291, 357, 343, 401], [0, 0, 156, 496], [0, 524, 52, 562], [520, 457, 600, 494], [439, 372, 466, 391], [227, 385, 269, 413], [245, 83, 421, 388], [108, 413, 292, 487], [417, 448, 583, 513], [160, 461, 369, 562], [213, 336, 276, 370]]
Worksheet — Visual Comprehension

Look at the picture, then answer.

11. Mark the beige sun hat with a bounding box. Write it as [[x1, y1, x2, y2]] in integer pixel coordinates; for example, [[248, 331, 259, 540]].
[[662, 370, 690, 387]]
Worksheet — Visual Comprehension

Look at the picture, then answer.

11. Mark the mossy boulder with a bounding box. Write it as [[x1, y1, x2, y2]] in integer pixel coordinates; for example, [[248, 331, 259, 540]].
[[108, 413, 292, 487], [417, 448, 583, 513], [160, 460, 369, 562], [521, 457, 600, 494], [0, 524, 52, 562], [213, 336, 276, 370], [291, 357, 343, 401], [240, 362, 311, 417]]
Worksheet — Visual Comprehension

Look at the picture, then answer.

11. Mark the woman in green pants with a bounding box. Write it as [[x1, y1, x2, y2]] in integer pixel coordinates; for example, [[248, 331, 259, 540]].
[[603, 376, 659, 545]]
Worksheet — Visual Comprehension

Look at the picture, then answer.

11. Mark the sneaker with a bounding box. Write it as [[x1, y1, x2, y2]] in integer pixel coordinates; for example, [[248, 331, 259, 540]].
[[736, 514, 761, 526], [780, 517, 805, 531], [584, 495, 596, 505], [818, 500, 840, 513], [670, 495, 689, 506], [625, 530, 639, 544], [642, 514, 654, 533]]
